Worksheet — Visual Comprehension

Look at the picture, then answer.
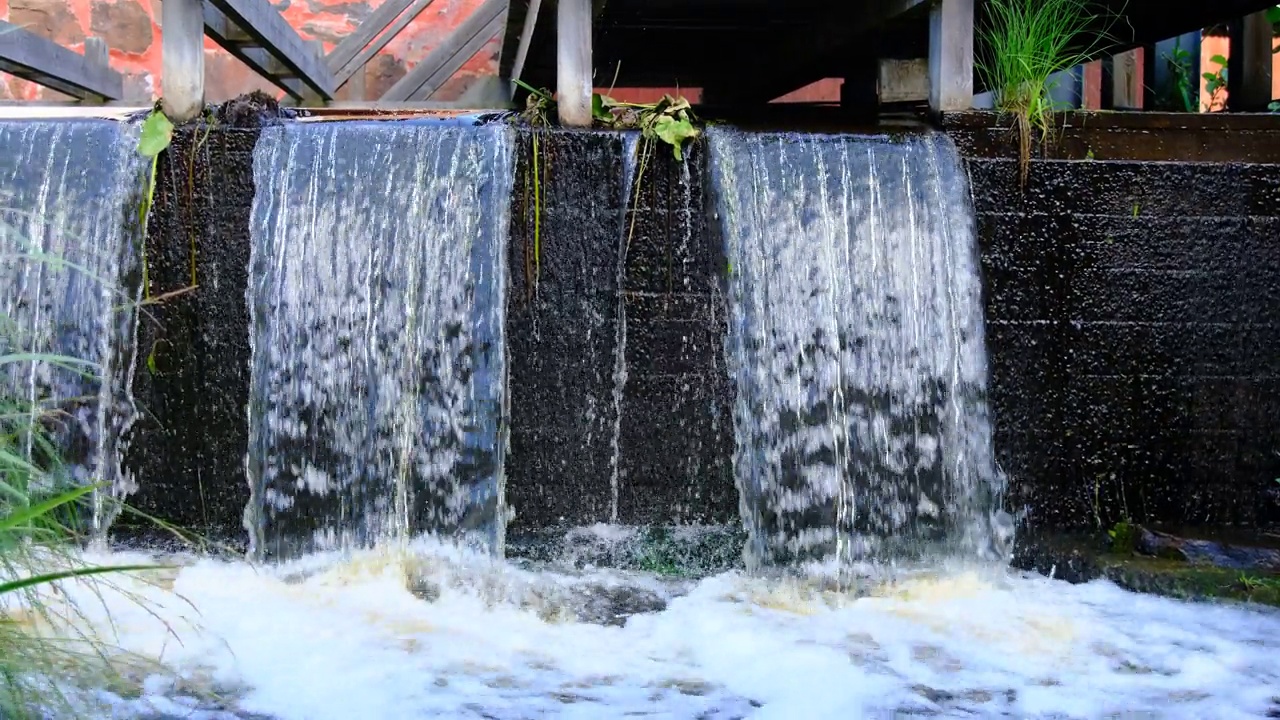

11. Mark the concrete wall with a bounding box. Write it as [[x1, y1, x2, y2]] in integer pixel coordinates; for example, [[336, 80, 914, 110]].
[[946, 112, 1280, 532], [504, 132, 736, 535], [0, 0, 499, 102], [120, 109, 1280, 548]]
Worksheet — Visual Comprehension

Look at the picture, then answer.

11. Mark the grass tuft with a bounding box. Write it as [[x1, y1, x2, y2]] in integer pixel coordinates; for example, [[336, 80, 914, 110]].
[[1, 228, 178, 717], [976, 0, 1122, 186]]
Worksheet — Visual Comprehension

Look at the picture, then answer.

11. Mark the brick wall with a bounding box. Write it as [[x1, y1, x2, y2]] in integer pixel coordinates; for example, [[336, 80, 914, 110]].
[[0, 0, 499, 102]]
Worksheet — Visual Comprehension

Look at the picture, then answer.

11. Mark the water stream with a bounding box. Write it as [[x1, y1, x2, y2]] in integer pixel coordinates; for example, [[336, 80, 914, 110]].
[[245, 121, 513, 560], [709, 128, 1007, 572], [0, 119, 144, 533]]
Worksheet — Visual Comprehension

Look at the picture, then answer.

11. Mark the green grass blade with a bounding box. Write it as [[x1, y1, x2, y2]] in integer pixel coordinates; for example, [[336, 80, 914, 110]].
[[0, 565, 159, 595]]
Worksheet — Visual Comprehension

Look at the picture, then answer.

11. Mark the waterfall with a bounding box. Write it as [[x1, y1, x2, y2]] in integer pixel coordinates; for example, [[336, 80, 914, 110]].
[[246, 121, 514, 560], [0, 120, 144, 534], [707, 128, 1006, 572]]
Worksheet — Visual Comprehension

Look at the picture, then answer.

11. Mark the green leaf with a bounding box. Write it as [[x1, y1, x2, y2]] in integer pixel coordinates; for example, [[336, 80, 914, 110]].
[[650, 115, 700, 161], [592, 93, 613, 124], [138, 110, 173, 158], [1210, 54, 1228, 67]]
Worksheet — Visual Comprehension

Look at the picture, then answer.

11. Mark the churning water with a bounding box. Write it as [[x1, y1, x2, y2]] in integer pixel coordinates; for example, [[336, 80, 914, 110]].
[[0, 119, 143, 533], [708, 129, 1007, 571], [246, 122, 514, 560]]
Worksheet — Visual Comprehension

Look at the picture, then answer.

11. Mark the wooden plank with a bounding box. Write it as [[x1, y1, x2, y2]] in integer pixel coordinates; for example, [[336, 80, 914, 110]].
[[329, 0, 437, 88], [1081, 60, 1103, 110], [327, 0, 416, 71], [203, 4, 306, 98], [163, 0, 204, 119], [509, 0, 543, 83], [381, 0, 506, 102], [1110, 48, 1143, 110], [0, 21, 123, 100], [206, 0, 336, 98], [556, 0, 591, 125], [929, 0, 974, 112], [1228, 10, 1273, 111], [415, 11, 507, 101]]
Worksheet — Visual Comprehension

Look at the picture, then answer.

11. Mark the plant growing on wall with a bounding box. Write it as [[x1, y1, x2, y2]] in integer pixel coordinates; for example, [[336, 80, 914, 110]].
[[590, 92, 701, 252], [137, 105, 173, 302], [1202, 54, 1228, 112], [510, 80, 555, 296], [1161, 40, 1199, 113], [976, 0, 1122, 186]]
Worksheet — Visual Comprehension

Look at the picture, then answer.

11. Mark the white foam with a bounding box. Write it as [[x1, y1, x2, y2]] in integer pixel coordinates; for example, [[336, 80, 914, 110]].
[[15, 542, 1280, 719]]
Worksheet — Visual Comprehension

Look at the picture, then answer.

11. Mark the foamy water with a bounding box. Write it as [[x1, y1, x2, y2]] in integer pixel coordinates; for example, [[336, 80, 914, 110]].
[[9, 540, 1278, 719]]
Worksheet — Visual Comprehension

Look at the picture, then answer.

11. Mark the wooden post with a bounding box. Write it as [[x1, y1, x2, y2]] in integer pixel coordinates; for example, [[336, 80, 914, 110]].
[[556, 0, 591, 126], [928, 0, 973, 113], [162, 0, 204, 121], [1081, 60, 1103, 109], [1111, 49, 1143, 110], [1228, 11, 1273, 111]]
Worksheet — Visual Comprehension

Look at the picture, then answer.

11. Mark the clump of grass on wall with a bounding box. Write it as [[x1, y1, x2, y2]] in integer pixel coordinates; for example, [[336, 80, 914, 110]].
[[976, 0, 1121, 186]]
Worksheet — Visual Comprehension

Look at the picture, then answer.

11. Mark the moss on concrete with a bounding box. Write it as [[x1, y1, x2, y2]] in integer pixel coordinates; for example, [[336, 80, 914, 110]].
[[1015, 531, 1280, 608]]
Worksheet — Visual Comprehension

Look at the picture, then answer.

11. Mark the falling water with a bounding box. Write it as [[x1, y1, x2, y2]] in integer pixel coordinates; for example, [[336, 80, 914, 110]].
[[608, 132, 641, 522], [246, 121, 514, 560], [708, 128, 1007, 572], [0, 120, 144, 534]]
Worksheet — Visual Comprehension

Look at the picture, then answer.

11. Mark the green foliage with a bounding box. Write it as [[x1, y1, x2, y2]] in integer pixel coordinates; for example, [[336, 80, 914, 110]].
[[137, 110, 173, 158], [976, 0, 1121, 186], [136, 106, 174, 302], [509, 79, 553, 295], [1107, 520, 1138, 554], [1161, 40, 1198, 113], [591, 93, 701, 161], [1202, 54, 1228, 113]]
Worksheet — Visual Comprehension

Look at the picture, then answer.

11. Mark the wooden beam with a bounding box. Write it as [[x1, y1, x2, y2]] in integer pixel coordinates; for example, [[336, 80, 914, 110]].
[[417, 12, 507, 101], [380, 0, 506, 102], [206, 0, 336, 98], [0, 21, 124, 101], [929, 0, 973, 112], [509, 0, 543, 84], [162, 0, 204, 119], [203, 4, 306, 98], [327, 0, 415, 71], [1228, 10, 1273, 111], [327, 0, 436, 88], [557, 0, 591, 125]]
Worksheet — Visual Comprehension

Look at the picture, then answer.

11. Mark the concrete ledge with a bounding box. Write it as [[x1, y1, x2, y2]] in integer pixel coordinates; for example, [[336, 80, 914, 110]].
[[944, 110, 1280, 163]]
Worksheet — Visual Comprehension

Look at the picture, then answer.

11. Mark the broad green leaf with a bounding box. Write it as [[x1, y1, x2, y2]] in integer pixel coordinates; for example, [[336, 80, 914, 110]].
[[651, 115, 700, 161], [1210, 54, 1228, 67], [592, 93, 613, 124], [138, 111, 174, 158]]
